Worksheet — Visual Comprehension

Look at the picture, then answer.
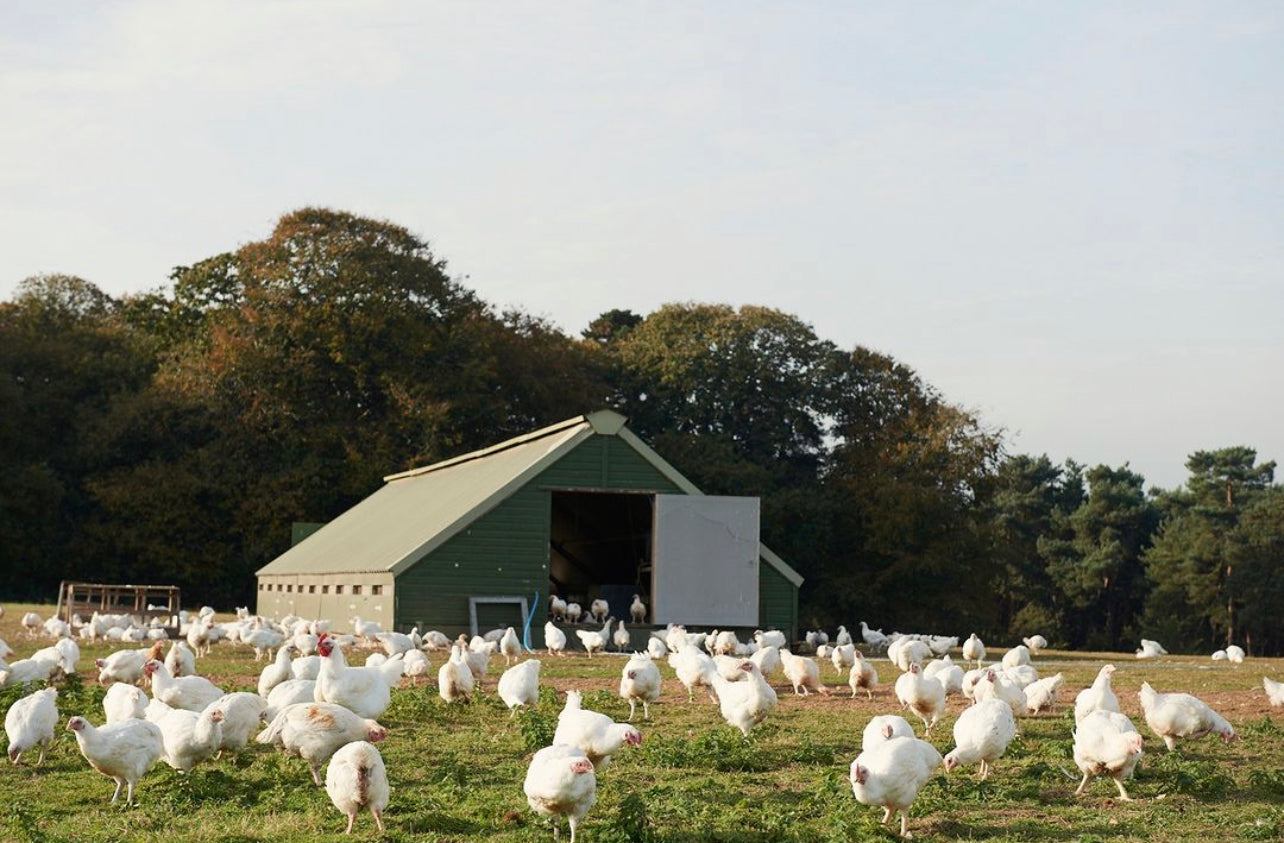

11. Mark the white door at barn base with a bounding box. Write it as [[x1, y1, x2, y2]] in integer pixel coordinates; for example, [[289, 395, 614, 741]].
[[651, 495, 759, 627]]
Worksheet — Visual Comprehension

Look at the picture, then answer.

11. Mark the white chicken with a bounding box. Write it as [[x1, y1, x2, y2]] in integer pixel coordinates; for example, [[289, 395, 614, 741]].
[[349, 616, 382, 644], [1138, 682, 1236, 751], [962, 633, 986, 667], [574, 618, 613, 658], [1024, 673, 1065, 715], [703, 659, 777, 737], [326, 740, 389, 834], [1225, 645, 1245, 664], [524, 743, 596, 843], [944, 698, 1017, 780], [1000, 645, 1031, 669], [834, 625, 853, 648], [549, 595, 567, 621], [669, 646, 716, 702], [22, 612, 43, 637], [259, 645, 296, 697], [889, 638, 932, 672], [848, 651, 879, 700], [243, 626, 286, 662], [780, 649, 827, 696], [421, 630, 451, 651], [67, 715, 165, 804], [1135, 638, 1168, 660], [1073, 710, 1144, 801], [164, 641, 196, 677], [499, 627, 523, 666], [0, 655, 60, 688], [402, 650, 431, 683], [209, 692, 268, 754], [564, 602, 582, 625], [859, 621, 889, 652], [589, 599, 610, 624], [257, 702, 388, 786], [104, 682, 149, 723], [5, 687, 58, 765], [264, 679, 318, 720], [973, 668, 1027, 720], [1074, 665, 1120, 724], [894, 663, 946, 735], [314, 635, 392, 719], [292, 654, 322, 680], [438, 644, 475, 704], [544, 623, 568, 656], [1002, 663, 1040, 689], [923, 655, 964, 696], [1265, 677, 1284, 707], [646, 636, 668, 660], [552, 690, 642, 769], [831, 643, 857, 676], [630, 594, 646, 623], [374, 630, 416, 657], [618, 653, 661, 721], [498, 659, 542, 714], [849, 735, 942, 840], [960, 668, 986, 701], [463, 636, 495, 681], [144, 660, 223, 712], [613, 621, 631, 652], [1022, 634, 1048, 654], [861, 715, 915, 751], [155, 706, 224, 772], [750, 644, 782, 679]]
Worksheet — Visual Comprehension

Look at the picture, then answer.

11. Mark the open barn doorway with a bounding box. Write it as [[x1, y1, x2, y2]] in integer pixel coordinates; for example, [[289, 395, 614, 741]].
[[549, 491, 652, 624]]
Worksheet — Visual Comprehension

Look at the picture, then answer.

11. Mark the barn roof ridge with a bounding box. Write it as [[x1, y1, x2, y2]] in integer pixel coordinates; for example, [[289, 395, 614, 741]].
[[256, 410, 802, 587]]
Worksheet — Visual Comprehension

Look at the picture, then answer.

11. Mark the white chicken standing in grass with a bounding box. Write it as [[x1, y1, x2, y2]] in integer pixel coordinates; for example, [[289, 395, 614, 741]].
[[889, 638, 932, 673], [155, 706, 225, 772], [498, 659, 542, 715], [703, 659, 777, 737], [524, 743, 596, 843], [438, 644, 475, 704], [646, 636, 668, 660], [973, 669, 1027, 721], [5, 687, 58, 765], [1023, 673, 1065, 715], [923, 655, 964, 696], [264, 679, 318, 720], [1138, 682, 1236, 751], [326, 740, 389, 834], [849, 735, 942, 840], [544, 622, 568, 657], [962, 633, 985, 667], [144, 659, 224, 713], [575, 617, 613, 658], [618, 653, 661, 721], [259, 646, 296, 697], [859, 621, 889, 653], [862, 715, 915, 751], [1225, 645, 1245, 664], [848, 650, 879, 699], [1265, 677, 1284, 707], [1135, 638, 1168, 660], [669, 646, 717, 702], [894, 663, 946, 736], [209, 693, 268, 754], [67, 715, 165, 804], [831, 643, 856, 676], [1000, 645, 1031, 669], [95, 647, 149, 685], [499, 627, 523, 666], [103, 683, 149, 723], [164, 641, 196, 677], [314, 635, 393, 719], [943, 698, 1017, 780], [552, 690, 642, 769], [750, 644, 782, 679], [780, 649, 828, 696], [1022, 634, 1048, 654], [257, 702, 388, 786], [613, 621, 631, 652], [1074, 665, 1120, 724], [1072, 710, 1144, 801]]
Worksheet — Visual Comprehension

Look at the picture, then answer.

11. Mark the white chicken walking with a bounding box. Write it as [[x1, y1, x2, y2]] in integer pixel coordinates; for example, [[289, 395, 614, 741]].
[[962, 633, 986, 667], [894, 663, 946, 735], [1073, 710, 1144, 801], [438, 644, 475, 704], [524, 743, 596, 843], [499, 627, 522, 666], [849, 735, 942, 840], [544, 623, 568, 657], [703, 659, 777, 737], [848, 651, 879, 700], [618, 653, 661, 721], [67, 715, 165, 804], [1265, 677, 1284, 707], [861, 714, 915, 751], [552, 691, 642, 769], [257, 702, 387, 786], [575, 617, 613, 658], [1074, 664, 1120, 724], [498, 659, 541, 714], [943, 698, 1017, 780], [5, 687, 58, 765], [326, 740, 389, 834], [1138, 682, 1236, 751]]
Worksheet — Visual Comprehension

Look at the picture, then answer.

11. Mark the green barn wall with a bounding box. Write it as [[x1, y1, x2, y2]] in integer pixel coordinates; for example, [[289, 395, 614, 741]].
[[394, 433, 799, 643]]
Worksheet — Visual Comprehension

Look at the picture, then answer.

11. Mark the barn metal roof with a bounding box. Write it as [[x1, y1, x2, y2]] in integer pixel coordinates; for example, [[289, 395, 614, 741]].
[[256, 410, 803, 586]]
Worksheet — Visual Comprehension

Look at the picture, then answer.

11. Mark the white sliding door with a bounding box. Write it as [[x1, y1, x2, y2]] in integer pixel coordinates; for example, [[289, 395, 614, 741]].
[[651, 495, 759, 626]]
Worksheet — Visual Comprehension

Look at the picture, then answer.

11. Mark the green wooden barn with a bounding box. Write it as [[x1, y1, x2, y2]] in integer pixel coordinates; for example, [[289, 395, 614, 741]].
[[254, 410, 802, 647]]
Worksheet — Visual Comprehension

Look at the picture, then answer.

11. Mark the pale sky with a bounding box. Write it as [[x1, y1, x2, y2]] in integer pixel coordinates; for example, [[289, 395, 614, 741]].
[[3, 2, 1281, 491]]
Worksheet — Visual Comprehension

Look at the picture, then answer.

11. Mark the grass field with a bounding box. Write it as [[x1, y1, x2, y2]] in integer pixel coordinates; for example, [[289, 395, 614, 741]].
[[2, 602, 1282, 843]]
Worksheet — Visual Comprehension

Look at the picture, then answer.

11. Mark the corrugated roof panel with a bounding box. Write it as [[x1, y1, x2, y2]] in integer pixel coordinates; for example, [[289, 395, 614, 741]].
[[257, 420, 591, 575]]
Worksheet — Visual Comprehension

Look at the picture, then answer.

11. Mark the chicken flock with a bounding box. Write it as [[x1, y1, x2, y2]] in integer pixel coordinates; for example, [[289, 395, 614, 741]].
[[0, 605, 1276, 841]]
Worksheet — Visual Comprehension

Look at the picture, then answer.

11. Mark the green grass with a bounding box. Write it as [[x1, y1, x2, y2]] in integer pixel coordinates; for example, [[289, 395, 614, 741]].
[[2, 602, 1282, 842]]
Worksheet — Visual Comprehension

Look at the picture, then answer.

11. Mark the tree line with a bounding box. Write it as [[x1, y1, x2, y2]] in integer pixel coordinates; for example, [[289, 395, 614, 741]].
[[2, 208, 1280, 654]]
